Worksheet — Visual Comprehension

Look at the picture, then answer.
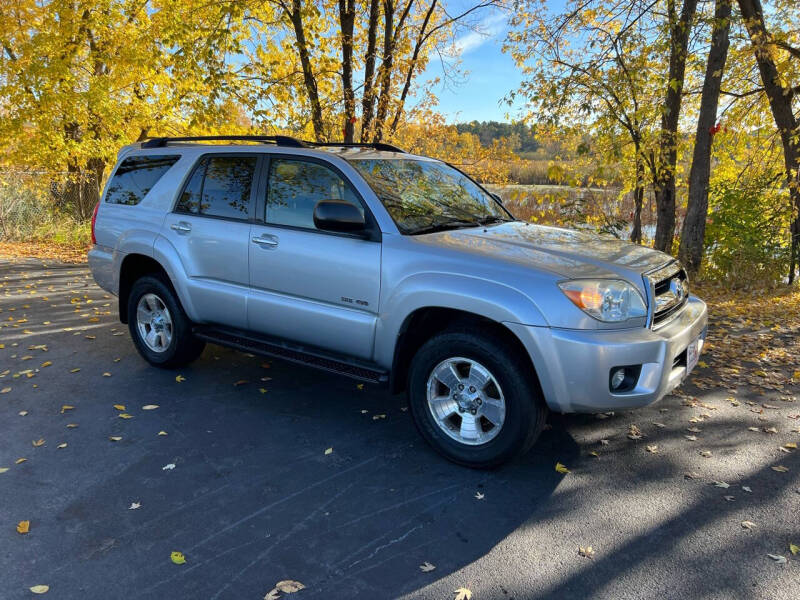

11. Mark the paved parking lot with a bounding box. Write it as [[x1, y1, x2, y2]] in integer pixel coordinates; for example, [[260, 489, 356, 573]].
[[1, 258, 799, 599]]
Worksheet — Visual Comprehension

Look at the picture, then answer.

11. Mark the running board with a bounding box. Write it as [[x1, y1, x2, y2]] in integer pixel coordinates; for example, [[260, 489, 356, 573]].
[[193, 326, 389, 384]]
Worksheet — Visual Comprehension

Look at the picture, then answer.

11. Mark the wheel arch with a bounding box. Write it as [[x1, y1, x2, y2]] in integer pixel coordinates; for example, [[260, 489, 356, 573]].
[[118, 254, 176, 323]]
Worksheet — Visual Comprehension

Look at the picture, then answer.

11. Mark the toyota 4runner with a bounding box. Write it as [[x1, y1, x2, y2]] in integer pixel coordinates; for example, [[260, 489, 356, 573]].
[[88, 135, 707, 468]]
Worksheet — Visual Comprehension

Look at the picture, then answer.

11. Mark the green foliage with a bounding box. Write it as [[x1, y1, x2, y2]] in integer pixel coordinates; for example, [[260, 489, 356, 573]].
[[703, 174, 792, 287]]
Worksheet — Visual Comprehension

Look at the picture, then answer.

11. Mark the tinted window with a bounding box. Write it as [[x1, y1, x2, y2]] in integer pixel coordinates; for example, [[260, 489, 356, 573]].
[[176, 155, 256, 220], [266, 159, 362, 229], [105, 155, 179, 205]]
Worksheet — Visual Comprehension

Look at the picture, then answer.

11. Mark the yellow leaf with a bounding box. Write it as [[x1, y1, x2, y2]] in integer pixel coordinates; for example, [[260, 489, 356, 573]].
[[171, 551, 186, 565], [32, 439, 44, 447], [259, 388, 268, 394], [70, 368, 80, 373], [790, 544, 800, 555], [103, 372, 111, 377], [158, 431, 168, 436], [113, 404, 126, 411], [1, 387, 10, 394], [771, 465, 789, 472], [0, 467, 8, 474], [555, 462, 570, 474], [41, 361, 52, 368], [324, 447, 333, 455], [175, 375, 186, 383], [16, 458, 26, 464], [57, 443, 67, 449], [579, 545, 595, 558], [66, 423, 78, 428], [234, 379, 248, 386], [118, 413, 133, 419], [356, 383, 364, 390], [17, 520, 30, 534], [276, 580, 305, 593], [60, 405, 74, 413], [784, 443, 797, 449], [109, 436, 122, 442], [142, 404, 159, 410], [29, 585, 49, 594], [454, 587, 472, 600]]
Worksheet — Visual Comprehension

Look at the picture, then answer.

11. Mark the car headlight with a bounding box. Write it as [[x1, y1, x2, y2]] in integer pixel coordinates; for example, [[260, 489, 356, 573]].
[[558, 279, 647, 323]]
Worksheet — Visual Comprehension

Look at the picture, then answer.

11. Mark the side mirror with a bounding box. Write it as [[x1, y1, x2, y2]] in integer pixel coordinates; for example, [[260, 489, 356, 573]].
[[313, 200, 366, 233]]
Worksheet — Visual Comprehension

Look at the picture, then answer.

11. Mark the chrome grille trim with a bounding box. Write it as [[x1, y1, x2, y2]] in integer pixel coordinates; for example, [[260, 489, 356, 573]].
[[645, 261, 689, 328]]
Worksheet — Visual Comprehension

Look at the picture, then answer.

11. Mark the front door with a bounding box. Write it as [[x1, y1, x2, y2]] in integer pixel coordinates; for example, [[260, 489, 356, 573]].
[[248, 156, 381, 360], [161, 153, 261, 329]]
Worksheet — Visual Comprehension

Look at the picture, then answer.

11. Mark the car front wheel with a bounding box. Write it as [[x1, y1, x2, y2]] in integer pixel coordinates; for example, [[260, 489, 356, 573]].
[[408, 328, 547, 468]]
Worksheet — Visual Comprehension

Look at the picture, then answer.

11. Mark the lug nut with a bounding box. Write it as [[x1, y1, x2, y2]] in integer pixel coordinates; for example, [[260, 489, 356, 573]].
[[469, 386, 476, 393], [458, 384, 465, 391]]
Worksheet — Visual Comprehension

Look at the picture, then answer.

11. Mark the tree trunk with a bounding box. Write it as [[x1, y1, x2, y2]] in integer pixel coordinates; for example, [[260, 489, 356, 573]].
[[652, 0, 699, 253], [288, 0, 325, 141], [737, 0, 800, 283], [338, 0, 356, 142], [678, 0, 731, 275], [372, 0, 396, 142], [360, 0, 381, 142], [630, 144, 644, 244]]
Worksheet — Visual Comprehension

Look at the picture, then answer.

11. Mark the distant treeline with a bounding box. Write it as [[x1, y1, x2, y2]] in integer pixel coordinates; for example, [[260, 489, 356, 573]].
[[454, 121, 539, 154]]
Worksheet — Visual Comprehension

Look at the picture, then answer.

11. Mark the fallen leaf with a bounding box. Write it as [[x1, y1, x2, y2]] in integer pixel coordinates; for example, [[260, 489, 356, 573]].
[[175, 375, 186, 383], [102, 372, 111, 377], [158, 431, 168, 436], [170, 551, 186, 565], [475, 491, 485, 500], [627, 424, 643, 440], [764, 427, 778, 434], [142, 404, 159, 410], [16, 458, 26, 464], [113, 404, 126, 411], [60, 405, 74, 413], [589, 451, 599, 457], [686, 427, 702, 433], [29, 585, 49, 594], [741, 521, 756, 529], [162, 463, 176, 470], [699, 450, 712, 457], [259, 388, 268, 394], [109, 436, 122, 442], [742, 486, 752, 493], [32, 438, 44, 447], [646, 445, 658, 453], [129, 502, 141, 510], [66, 423, 78, 428], [767, 554, 787, 564], [70, 368, 80, 373], [19, 410, 28, 416], [57, 443, 67, 449], [118, 413, 133, 419], [1, 387, 10, 394], [771, 465, 789, 472], [275, 580, 305, 593], [324, 447, 333, 455], [555, 462, 570, 474], [0, 468, 8, 474], [714, 481, 730, 488], [17, 520, 30, 534], [356, 383, 364, 390], [784, 443, 797, 450], [372, 414, 386, 420], [651, 422, 665, 428], [579, 545, 595, 559], [685, 435, 698, 441], [41, 361, 52, 367], [599, 439, 609, 445], [747, 427, 760, 432], [790, 544, 799, 556], [419, 561, 436, 572], [453, 588, 472, 600], [724, 495, 735, 502]]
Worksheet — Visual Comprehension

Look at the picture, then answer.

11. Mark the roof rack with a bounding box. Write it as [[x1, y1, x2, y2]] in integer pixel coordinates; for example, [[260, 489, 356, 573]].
[[139, 135, 406, 153], [140, 135, 306, 148]]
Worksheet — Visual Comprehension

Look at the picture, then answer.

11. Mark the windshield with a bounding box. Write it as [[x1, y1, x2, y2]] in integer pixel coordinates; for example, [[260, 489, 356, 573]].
[[347, 158, 511, 234]]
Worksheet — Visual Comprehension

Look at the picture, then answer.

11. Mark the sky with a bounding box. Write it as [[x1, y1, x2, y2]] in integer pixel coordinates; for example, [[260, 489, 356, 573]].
[[421, 7, 524, 123]]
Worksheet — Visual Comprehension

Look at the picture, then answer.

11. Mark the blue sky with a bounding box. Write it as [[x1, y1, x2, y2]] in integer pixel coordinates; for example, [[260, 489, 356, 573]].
[[421, 8, 524, 123]]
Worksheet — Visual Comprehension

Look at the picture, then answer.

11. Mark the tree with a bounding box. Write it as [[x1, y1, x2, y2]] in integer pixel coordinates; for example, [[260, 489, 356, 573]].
[[678, 0, 732, 275], [736, 0, 800, 283]]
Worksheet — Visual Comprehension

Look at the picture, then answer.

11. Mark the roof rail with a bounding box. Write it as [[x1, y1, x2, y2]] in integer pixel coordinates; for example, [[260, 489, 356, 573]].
[[306, 141, 406, 153], [139, 135, 406, 153], [140, 135, 307, 148]]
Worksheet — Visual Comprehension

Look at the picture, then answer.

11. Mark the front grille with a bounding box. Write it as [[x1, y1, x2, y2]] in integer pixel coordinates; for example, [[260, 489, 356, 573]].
[[646, 261, 689, 327]]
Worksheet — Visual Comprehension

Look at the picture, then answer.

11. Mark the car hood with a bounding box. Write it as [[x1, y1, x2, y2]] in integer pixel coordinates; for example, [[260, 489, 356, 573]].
[[419, 221, 673, 283]]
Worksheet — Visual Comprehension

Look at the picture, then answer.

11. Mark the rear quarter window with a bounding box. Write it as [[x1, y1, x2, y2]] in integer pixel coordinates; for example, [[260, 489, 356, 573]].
[[105, 155, 180, 205]]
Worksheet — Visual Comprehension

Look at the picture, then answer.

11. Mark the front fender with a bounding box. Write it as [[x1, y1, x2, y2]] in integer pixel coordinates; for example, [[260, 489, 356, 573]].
[[374, 271, 548, 367]]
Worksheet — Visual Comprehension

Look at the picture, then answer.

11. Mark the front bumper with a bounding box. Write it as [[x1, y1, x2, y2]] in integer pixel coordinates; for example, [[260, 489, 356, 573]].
[[505, 295, 708, 413]]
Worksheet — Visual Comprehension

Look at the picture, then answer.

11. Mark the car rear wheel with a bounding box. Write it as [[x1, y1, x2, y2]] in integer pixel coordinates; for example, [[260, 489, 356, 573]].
[[408, 328, 547, 468], [127, 275, 205, 368]]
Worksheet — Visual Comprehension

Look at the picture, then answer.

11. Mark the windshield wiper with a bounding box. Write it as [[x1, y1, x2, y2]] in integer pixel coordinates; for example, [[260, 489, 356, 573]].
[[476, 215, 512, 226], [407, 220, 480, 235]]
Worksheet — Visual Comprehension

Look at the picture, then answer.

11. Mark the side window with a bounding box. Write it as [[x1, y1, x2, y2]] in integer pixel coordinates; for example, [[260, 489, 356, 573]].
[[176, 155, 257, 220], [266, 158, 362, 230], [105, 155, 179, 205]]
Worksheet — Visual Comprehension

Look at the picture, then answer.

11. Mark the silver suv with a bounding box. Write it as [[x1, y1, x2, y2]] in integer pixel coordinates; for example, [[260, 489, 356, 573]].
[[88, 135, 707, 468]]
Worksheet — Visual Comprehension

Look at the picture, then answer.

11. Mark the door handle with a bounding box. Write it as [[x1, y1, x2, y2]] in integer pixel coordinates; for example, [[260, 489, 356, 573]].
[[252, 235, 278, 247], [170, 222, 191, 233]]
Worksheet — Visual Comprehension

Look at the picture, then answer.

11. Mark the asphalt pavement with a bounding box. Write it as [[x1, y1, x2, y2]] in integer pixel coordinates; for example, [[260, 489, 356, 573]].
[[1, 258, 798, 599]]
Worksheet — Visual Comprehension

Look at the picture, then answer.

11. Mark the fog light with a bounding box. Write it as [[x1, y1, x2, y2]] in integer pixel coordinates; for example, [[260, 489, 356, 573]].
[[610, 368, 626, 390]]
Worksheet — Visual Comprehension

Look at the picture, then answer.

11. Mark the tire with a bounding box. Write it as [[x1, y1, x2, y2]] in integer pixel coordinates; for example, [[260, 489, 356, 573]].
[[407, 328, 548, 468], [126, 275, 205, 368]]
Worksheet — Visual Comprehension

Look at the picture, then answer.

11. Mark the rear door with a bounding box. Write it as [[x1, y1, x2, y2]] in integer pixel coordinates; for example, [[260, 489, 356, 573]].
[[248, 155, 381, 360], [162, 153, 262, 329]]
